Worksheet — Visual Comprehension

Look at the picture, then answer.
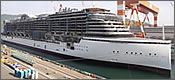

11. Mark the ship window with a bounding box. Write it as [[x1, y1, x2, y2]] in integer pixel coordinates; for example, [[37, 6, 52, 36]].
[[117, 51, 119, 53], [57, 42, 60, 44], [154, 54, 156, 56], [44, 45, 46, 49], [126, 52, 128, 54], [135, 52, 137, 54], [63, 48, 65, 51], [70, 47, 75, 50], [37, 45, 40, 47], [67, 43, 70, 46], [26, 34, 29, 37], [140, 53, 142, 55], [149, 53, 151, 55], [56, 49, 59, 51], [113, 51, 115, 53], [21, 34, 24, 37], [131, 52, 133, 54]]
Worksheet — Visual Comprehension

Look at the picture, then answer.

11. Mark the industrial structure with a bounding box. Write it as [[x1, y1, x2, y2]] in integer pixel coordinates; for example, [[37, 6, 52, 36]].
[[1, 1, 172, 77], [117, 1, 159, 38], [117, 1, 159, 27]]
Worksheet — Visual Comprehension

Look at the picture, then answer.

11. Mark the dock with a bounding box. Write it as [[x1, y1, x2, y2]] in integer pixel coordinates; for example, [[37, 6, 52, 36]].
[[1, 45, 96, 79]]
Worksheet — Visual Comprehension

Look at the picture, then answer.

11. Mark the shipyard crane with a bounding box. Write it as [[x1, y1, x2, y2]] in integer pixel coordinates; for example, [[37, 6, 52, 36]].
[[117, 1, 159, 38]]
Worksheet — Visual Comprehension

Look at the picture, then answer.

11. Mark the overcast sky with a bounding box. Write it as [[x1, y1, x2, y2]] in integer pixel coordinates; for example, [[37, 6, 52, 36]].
[[1, 1, 174, 25]]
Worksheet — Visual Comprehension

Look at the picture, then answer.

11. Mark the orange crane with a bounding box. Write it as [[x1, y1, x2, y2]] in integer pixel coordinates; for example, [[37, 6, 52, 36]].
[[117, 1, 159, 38]]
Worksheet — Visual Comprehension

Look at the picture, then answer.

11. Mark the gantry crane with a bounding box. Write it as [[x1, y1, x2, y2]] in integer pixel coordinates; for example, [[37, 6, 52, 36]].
[[117, 1, 159, 38]]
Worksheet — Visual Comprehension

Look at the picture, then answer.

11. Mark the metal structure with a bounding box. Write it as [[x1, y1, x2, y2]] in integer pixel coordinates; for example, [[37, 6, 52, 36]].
[[3, 7, 133, 43], [117, 1, 159, 38]]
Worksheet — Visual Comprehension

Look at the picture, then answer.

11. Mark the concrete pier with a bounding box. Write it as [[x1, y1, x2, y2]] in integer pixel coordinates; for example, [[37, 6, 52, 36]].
[[1, 45, 96, 79]]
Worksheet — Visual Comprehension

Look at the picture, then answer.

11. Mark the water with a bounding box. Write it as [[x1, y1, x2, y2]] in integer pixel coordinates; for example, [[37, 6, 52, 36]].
[[3, 41, 172, 79]]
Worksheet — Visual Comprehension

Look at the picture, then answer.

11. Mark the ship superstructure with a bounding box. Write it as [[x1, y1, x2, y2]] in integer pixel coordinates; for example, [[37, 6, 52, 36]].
[[3, 8, 133, 41], [2, 7, 171, 74]]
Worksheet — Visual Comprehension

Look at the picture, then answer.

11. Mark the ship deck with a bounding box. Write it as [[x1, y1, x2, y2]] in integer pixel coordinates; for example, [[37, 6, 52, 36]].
[[83, 37, 171, 44]]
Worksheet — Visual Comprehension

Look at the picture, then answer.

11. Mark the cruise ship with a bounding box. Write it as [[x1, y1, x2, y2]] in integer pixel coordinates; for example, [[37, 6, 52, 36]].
[[1, 7, 171, 74]]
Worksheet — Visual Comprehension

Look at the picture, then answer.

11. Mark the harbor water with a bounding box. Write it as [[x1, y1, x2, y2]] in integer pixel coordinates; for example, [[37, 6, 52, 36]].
[[3, 41, 172, 79]]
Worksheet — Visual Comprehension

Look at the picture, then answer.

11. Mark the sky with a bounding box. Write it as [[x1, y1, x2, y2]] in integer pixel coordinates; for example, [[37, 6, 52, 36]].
[[1, 1, 174, 25]]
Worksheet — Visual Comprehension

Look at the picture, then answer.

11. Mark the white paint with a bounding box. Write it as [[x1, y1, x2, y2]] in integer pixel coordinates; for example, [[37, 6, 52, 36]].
[[1, 36, 171, 70]]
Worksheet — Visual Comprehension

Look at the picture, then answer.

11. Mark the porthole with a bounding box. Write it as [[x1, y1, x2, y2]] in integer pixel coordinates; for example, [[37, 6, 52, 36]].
[[126, 52, 128, 54], [149, 53, 151, 55], [113, 51, 115, 53], [117, 51, 119, 53], [140, 53, 142, 55], [154, 54, 156, 56], [131, 52, 133, 54], [63, 48, 65, 51], [34, 43, 35, 46], [135, 52, 137, 54], [44, 45, 46, 49], [56, 49, 59, 51], [37, 45, 40, 47]]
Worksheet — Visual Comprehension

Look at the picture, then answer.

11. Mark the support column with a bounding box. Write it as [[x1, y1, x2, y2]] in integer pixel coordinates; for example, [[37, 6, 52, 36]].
[[117, 1, 125, 25], [127, 4, 145, 38], [154, 14, 158, 27], [143, 14, 151, 27]]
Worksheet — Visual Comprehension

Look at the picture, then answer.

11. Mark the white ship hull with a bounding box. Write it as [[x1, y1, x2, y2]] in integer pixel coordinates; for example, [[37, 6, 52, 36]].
[[1, 36, 171, 71]]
